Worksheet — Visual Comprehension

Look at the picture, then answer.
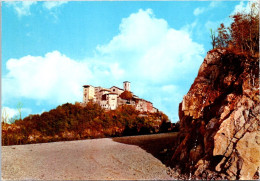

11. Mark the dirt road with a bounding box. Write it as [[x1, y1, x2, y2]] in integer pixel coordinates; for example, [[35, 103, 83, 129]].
[[2, 132, 178, 180]]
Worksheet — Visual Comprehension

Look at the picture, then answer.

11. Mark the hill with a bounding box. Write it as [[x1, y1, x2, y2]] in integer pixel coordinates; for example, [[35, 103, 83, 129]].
[[2, 102, 177, 146]]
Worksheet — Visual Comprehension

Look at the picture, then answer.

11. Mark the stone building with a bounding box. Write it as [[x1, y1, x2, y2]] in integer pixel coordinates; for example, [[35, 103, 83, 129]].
[[83, 85, 95, 103], [123, 81, 130, 91], [82, 81, 158, 112]]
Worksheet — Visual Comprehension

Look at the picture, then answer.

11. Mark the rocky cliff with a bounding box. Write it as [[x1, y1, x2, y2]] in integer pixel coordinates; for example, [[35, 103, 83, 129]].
[[171, 49, 259, 180]]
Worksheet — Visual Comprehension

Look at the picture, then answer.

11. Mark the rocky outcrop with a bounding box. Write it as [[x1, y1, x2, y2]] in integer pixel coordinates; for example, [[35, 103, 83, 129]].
[[171, 49, 259, 180]]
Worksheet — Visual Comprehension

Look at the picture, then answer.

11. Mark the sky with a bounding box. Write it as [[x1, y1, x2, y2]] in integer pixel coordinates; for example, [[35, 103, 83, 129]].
[[1, 0, 251, 123]]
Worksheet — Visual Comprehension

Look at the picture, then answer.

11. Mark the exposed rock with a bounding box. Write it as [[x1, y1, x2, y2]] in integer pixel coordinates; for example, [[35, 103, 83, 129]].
[[171, 49, 259, 180], [194, 159, 209, 176]]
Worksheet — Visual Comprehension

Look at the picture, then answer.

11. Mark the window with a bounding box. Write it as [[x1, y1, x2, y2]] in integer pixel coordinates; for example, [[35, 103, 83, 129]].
[[113, 89, 116, 92]]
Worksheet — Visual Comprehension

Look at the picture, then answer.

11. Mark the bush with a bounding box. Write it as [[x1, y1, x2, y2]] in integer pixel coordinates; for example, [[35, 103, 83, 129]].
[[211, 2, 259, 55], [2, 103, 171, 146]]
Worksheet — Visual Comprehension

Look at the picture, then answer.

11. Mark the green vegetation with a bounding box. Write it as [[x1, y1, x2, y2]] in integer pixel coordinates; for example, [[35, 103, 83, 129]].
[[2, 102, 177, 146]]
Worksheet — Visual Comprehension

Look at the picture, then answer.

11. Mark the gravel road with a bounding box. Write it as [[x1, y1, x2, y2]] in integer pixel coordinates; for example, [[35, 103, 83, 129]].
[[2, 132, 178, 180]]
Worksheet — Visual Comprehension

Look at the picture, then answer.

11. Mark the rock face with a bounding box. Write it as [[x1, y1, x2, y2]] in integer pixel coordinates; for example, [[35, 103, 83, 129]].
[[171, 49, 259, 180]]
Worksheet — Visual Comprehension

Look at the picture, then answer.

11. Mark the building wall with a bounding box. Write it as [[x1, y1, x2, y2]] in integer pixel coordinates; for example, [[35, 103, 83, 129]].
[[152, 107, 158, 113], [146, 102, 153, 112], [123, 81, 130, 91], [110, 86, 124, 95], [82, 82, 156, 113], [95, 87, 103, 103], [136, 100, 147, 112], [100, 100, 109, 109], [83, 86, 95, 103], [117, 98, 127, 106], [108, 94, 117, 110], [100, 89, 110, 95], [118, 98, 135, 106]]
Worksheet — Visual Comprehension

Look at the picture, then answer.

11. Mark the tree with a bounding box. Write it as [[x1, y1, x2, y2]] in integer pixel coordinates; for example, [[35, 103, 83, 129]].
[[1, 108, 9, 123], [216, 23, 230, 48], [211, 2, 259, 55], [119, 91, 133, 101], [17, 102, 23, 120], [210, 29, 217, 49], [229, 2, 259, 54]]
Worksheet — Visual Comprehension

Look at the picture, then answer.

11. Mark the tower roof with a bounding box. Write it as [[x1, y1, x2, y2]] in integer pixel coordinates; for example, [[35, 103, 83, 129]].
[[83, 85, 93, 88], [123, 81, 130, 83]]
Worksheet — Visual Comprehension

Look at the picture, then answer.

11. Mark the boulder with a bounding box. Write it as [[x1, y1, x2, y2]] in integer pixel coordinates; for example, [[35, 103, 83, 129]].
[[171, 49, 259, 180]]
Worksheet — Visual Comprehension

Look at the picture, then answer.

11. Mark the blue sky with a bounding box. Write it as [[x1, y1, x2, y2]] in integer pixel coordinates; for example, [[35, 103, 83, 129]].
[[2, 1, 250, 122]]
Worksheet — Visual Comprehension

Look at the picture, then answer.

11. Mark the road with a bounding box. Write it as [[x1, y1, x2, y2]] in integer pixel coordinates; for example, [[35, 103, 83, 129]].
[[1, 132, 178, 180]]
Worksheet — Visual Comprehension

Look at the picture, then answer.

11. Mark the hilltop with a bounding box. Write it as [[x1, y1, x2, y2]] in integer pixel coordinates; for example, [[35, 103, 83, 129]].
[[2, 102, 177, 146]]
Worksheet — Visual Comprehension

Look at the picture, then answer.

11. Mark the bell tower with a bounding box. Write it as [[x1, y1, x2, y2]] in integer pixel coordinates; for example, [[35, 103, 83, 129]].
[[83, 85, 95, 103], [123, 81, 130, 91]]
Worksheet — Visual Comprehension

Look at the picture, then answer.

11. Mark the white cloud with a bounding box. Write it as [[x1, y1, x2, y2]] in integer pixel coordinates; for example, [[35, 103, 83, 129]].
[[109, 63, 125, 79], [6, 1, 67, 18], [43, 1, 68, 10], [97, 9, 168, 54], [194, 7, 205, 16], [209, 1, 222, 8], [97, 9, 204, 83], [205, 20, 223, 32], [206, 0, 257, 33], [3, 51, 94, 105], [6, 1, 36, 17], [2, 50, 126, 106], [205, 14, 233, 33], [162, 85, 177, 93], [95, 9, 204, 121], [2, 107, 32, 123], [3, 8, 204, 122], [194, 1, 222, 16], [2, 107, 19, 121], [181, 20, 198, 37], [42, 1, 68, 21], [231, 0, 257, 15]]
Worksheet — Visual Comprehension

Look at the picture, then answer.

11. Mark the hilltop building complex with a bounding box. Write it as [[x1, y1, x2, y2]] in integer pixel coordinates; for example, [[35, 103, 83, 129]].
[[81, 81, 158, 113]]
